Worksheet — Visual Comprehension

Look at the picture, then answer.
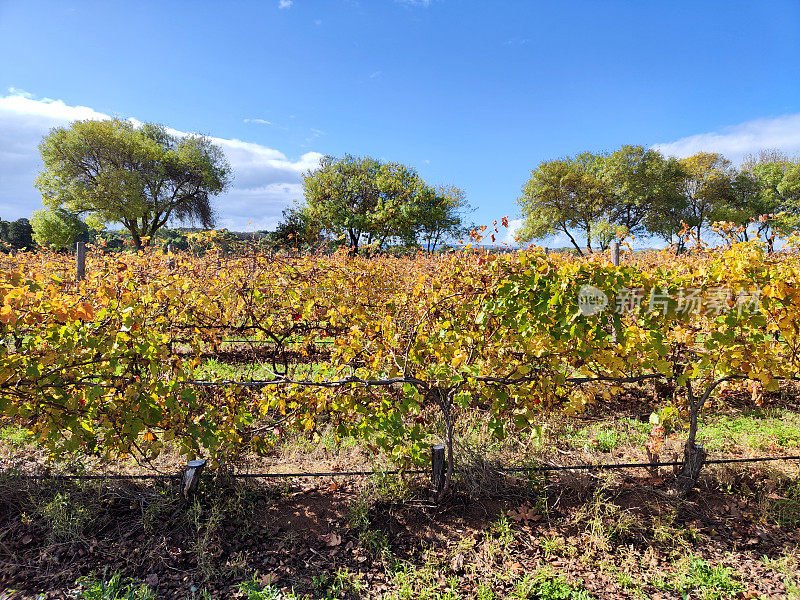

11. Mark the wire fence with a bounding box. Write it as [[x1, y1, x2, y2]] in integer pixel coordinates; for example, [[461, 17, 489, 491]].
[[6, 454, 799, 483]]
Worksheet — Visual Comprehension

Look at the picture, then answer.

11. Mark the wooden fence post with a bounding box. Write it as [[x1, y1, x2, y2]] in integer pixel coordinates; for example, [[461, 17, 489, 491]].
[[610, 241, 620, 267], [431, 444, 446, 500], [166, 245, 176, 269], [610, 241, 620, 343], [182, 459, 207, 502], [76, 241, 86, 281]]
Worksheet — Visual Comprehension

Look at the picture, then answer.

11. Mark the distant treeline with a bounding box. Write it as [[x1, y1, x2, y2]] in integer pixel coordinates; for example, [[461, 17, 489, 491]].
[[517, 146, 800, 254]]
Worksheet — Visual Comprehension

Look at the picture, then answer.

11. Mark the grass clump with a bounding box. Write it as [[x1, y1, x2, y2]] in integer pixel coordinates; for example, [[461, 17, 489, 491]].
[[0, 424, 35, 447], [312, 567, 364, 599], [239, 575, 301, 599], [512, 570, 593, 599], [657, 557, 746, 600], [77, 571, 156, 600], [38, 490, 92, 542], [766, 478, 800, 529], [699, 409, 800, 452]]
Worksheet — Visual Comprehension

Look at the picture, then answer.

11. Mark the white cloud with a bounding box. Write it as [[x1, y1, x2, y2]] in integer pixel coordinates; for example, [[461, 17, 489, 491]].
[[243, 118, 273, 126], [0, 89, 322, 230], [369, 70, 382, 79], [395, 0, 431, 6], [278, 0, 293, 8], [501, 218, 524, 245], [653, 113, 800, 163]]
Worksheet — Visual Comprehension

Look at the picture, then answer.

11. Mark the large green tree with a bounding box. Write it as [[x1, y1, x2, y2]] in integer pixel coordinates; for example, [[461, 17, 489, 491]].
[[599, 145, 684, 238], [36, 119, 231, 250], [30, 208, 90, 251], [676, 152, 735, 245], [303, 155, 432, 254], [411, 184, 470, 252], [270, 204, 323, 252], [517, 154, 609, 255], [0, 218, 35, 250]]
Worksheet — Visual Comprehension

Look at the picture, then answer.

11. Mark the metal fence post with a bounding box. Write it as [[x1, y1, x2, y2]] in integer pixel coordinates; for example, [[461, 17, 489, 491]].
[[76, 241, 86, 281], [431, 444, 446, 499], [182, 459, 207, 502]]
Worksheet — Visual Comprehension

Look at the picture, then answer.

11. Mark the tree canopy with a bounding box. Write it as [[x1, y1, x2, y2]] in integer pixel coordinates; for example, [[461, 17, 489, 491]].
[[301, 154, 468, 254], [0, 218, 34, 251], [518, 146, 800, 253], [36, 119, 231, 250], [30, 208, 91, 251]]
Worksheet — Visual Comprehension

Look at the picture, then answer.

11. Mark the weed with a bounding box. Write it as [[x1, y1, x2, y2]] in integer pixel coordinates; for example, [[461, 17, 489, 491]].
[[239, 575, 302, 599], [389, 562, 461, 600], [762, 549, 800, 599], [699, 410, 800, 453], [312, 567, 363, 599], [0, 424, 34, 447], [77, 571, 156, 600], [38, 490, 91, 542], [141, 484, 182, 533], [651, 508, 699, 548], [573, 483, 636, 552], [475, 582, 496, 600], [188, 499, 224, 581], [490, 512, 515, 547], [539, 535, 566, 558], [511, 570, 593, 599], [660, 556, 746, 600], [587, 427, 619, 453], [766, 478, 800, 529], [346, 471, 409, 561]]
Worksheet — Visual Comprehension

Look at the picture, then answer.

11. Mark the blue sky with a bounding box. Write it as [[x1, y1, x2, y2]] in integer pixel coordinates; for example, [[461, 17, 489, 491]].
[[2, 0, 800, 244]]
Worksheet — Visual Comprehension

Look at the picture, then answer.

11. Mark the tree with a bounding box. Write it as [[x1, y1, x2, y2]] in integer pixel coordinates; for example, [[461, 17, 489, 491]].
[[412, 185, 470, 253], [705, 151, 795, 248], [677, 152, 735, 245], [0, 218, 35, 250], [517, 155, 609, 255], [303, 155, 430, 254], [36, 119, 231, 250], [30, 208, 90, 250], [270, 205, 323, 252], [599, 145, 684, 238]]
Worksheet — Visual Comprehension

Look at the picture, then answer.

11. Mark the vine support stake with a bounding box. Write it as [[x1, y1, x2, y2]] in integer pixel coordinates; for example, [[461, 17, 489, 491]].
[[610, 241, 620, 343], [431, 444, 446, 501], [167, 245, 176, 269], [76, 241, 86, 281], [182, 459, 207, 502]]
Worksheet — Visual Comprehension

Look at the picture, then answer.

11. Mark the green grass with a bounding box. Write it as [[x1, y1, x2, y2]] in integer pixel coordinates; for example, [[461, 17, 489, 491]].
[[512, 570, 593, 600], [655, 557, 746, 600], [389, 563, 462, 600], [698, 409, 800, 452], [766, 478, 800, 529], [762, 550, 800, 600], [0, 424, 35, 447], [312, 567, 364, 599], [197, 357, 337, 381], [77, 571, 156, 600], [556, 420, 647, 453]]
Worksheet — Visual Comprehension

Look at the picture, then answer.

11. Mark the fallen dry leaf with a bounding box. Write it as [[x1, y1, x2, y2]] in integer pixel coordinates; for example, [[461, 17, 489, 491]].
[[319, 532, 342, 547]]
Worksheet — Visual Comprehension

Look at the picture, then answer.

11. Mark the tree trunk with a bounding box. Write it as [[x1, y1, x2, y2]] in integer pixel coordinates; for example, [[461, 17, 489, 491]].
[[434, 387, 455, 503], [677, 379, 706, 493], [562, 228, 584, 256]]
